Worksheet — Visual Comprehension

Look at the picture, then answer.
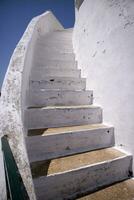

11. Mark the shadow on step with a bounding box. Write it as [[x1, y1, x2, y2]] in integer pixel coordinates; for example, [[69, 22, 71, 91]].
[[31, 160, 51, 178], [28, 129, 48, 136]]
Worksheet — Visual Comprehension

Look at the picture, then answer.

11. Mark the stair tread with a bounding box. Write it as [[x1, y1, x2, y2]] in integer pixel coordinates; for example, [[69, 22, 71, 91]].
[[33, 148, 125, 176], [28, 123, 111, 136], [78, 179, 134, 200]]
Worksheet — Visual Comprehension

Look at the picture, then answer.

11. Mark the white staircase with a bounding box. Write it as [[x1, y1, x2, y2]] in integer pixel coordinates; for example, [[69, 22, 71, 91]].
[[25, 29, 133, 199]]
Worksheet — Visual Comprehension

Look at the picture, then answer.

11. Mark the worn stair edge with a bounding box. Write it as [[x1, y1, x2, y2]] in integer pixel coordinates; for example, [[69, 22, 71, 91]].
[[33, 154, 132, 200], [25, 105, 102, 129], [77, 178, 134, 200], [28, 123, 107, 136], [26, 125, 115, 163], [30, 147, 127, 177], [27, 90, 93, 107]]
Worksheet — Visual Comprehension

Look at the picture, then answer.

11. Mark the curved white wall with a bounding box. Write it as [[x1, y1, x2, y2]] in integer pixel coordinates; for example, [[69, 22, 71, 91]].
[[0, 11, 63, 199], [73, 0, 134, 169]]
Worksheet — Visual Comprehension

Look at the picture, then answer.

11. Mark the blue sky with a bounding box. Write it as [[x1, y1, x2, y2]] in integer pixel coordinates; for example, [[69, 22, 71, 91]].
[[0, 0, 75, 89]]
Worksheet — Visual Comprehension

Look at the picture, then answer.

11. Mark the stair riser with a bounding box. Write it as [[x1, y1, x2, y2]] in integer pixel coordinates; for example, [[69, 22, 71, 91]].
[[27, 90, 93, 107], [36, 45, 74, 53], [37, 40, 73, 47], [26, 127, 115, 162], [44, 33, 72, 40], [25, 107, 102, 129], [30, 69, 81, 79], [53, 30, 73, 35], [34, 53, 75, 62], [33, 156, 132, 200], [29, 79, 86, 91], [34, 60, 77, 69], [46, 35, 72, 39]]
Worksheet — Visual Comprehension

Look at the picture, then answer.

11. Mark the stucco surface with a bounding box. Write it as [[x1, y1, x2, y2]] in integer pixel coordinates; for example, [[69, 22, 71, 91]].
[[0, 11, 63, 199], [73, 0, 134, 170]]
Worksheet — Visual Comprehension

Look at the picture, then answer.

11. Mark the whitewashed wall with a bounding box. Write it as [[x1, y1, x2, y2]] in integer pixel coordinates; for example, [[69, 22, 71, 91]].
[[0, 11, 63, 199], [73, 0, 134, 170]]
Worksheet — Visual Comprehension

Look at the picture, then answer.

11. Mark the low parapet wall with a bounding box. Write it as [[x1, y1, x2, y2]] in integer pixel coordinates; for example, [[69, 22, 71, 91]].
[[0, 11, 63, 199], [73, 0, 134, 171]]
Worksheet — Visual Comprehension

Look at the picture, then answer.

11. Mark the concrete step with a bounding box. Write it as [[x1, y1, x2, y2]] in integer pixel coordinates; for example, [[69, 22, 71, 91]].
[[29, 77, 86, 91], [25, 105, 102, 129], [27, 90, 93, 107], [35, 47, 75, 61], [32, 148, 132, 200], [35, 44, 74, 53], [34, 60, 77, 69], [60, 28, 73, 30], [36, 43, 73, 54], [26, 124, 115, 162], [78, 179, 134, 200], [30, 68, 81, 79], [39, 32, 72, 41], [34, 52, 75, 62], [55, 28, 73, 34], [37, 39, 73, 48], [54, 28, 73, 33]]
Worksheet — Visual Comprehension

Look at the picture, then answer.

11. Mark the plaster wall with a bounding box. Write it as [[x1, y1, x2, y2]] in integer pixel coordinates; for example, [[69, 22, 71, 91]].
[[0, 11, 63, 199], [73, 0, 134, 170]]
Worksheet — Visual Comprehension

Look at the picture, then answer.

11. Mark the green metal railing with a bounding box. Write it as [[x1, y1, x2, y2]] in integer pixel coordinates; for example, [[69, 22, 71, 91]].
[[1, 136, 29, 200]]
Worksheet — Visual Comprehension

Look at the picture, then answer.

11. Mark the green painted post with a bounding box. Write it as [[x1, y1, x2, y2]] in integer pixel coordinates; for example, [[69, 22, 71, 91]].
[[1, 136, 29, 200]]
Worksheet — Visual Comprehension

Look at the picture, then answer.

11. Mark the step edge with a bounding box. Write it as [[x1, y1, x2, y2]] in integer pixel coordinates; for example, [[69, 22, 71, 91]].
[[28, 89, 93, 93], [26, 104, 102, 110], [34, 154, 132, 178], [29, 77, 86, 81], [27, 125, 114, 137]]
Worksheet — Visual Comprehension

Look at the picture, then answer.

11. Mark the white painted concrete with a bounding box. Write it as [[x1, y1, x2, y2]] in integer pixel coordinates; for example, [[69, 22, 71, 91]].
[[73, 0, 134, 170], [34, 51, 75, 62], [37, 37, 73, 46], [26, 125, 114, 162], [33, 155, 132, 200], [34, 59, 77, 69], [35, 38, 73, 56], [48, 29, 73, 37], [0, 11, 64, 199], [25, 105, 102, 129], [27, 90, 93, 107], [29, 77, 86, 91], [36, 44, 74, 53], [30, 68, 81, 79]]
